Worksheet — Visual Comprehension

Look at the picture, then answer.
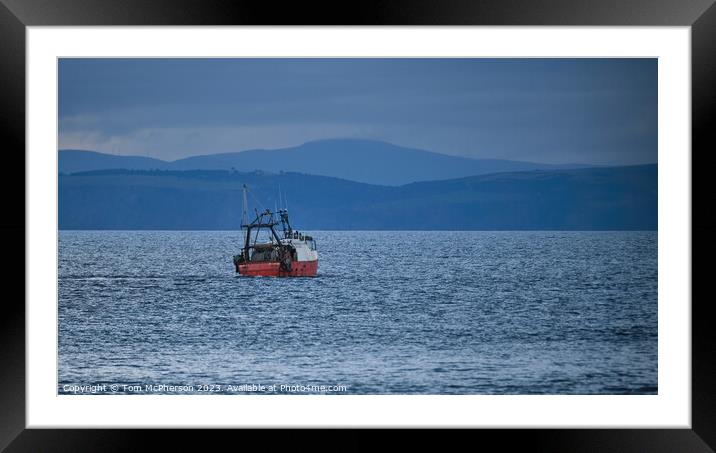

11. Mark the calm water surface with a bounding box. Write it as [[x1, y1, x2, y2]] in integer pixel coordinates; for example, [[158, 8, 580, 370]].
[[58, 231, 657, 394]]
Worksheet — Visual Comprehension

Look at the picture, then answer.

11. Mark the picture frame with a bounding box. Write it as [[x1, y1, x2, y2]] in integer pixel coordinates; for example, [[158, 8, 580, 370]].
[[3, 0, 712, 450]]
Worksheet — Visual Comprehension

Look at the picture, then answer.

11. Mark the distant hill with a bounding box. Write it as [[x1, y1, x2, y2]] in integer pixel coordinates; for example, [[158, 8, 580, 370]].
[[59, 139, 593, 186], [59, 164, 657, 230], [59, 150, 169, 173]]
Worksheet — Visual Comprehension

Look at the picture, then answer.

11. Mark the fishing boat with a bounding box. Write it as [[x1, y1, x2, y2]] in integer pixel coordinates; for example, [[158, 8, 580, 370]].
[[233, 185, 318, 277]]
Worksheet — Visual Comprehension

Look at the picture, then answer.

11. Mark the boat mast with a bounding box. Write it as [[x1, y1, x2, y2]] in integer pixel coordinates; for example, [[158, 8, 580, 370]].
[[242, 185, 251, 259], [241, 184, 249, 227]]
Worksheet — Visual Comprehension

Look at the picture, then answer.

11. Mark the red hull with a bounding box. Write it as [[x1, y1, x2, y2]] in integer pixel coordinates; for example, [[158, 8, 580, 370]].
[[237, 260, 318, 277]]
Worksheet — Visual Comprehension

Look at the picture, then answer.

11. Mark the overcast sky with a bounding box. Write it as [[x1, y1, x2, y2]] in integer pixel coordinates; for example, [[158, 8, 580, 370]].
[[58, 58, 657, 165]]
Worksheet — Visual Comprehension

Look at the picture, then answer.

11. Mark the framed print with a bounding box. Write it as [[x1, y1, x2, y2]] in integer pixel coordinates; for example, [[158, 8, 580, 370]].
[[4, 0, 714, 450]]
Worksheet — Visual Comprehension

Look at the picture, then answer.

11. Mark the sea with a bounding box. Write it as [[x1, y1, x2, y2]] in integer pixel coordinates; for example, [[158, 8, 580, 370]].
[[58, 230, 657, 395]]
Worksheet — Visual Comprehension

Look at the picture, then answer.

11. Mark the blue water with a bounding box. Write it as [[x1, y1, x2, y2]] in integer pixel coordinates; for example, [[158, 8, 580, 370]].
[[58, 231, 657, 395]]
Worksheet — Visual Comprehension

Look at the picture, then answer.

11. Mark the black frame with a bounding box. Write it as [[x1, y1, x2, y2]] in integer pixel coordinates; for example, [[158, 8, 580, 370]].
[[2, 0, 713, 450]]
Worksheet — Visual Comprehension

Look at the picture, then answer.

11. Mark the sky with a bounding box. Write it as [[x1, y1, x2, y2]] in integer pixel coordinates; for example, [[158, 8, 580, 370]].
[[58, 58, 657, 165]]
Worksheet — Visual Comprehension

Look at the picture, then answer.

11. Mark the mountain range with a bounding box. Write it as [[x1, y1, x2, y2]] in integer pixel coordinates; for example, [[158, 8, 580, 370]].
[[59, 139, 594, 186], [59, 164, 657, 230]]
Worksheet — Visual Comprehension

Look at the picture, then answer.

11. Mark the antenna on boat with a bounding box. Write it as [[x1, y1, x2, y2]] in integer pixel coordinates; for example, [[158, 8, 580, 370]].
[[241, 184, 248, 226]]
